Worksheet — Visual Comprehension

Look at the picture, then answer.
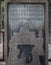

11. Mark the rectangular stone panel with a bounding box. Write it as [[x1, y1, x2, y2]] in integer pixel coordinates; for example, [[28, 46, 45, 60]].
[[6, 3, 47, 65]]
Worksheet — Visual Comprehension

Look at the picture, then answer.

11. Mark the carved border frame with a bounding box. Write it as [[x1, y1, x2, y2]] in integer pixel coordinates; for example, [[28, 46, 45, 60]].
[[4, 0, 49, 65]]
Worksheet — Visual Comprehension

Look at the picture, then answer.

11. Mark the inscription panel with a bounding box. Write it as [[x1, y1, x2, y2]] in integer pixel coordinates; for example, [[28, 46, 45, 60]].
[[8, 4, 44, 37]]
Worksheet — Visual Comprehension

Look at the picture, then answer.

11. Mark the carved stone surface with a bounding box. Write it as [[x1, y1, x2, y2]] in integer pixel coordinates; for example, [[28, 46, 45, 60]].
[[5, 23, 45, 65]]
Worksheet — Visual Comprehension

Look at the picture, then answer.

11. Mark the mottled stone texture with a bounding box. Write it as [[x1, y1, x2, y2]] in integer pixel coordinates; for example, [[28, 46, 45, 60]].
[[5, 23, 45, 65]]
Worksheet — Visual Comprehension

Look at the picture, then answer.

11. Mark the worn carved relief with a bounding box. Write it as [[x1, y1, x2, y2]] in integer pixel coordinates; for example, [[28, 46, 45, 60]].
[[6, 23, 45, 65]]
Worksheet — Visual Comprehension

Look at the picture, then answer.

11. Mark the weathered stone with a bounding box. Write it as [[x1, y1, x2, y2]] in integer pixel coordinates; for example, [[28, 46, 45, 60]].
[[6, 23, 45, 65]]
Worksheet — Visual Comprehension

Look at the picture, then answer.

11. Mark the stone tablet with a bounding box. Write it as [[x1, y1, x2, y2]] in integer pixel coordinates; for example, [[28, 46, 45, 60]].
[[4, 0, 48, 65]]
